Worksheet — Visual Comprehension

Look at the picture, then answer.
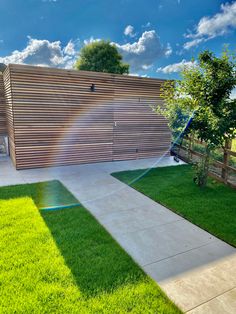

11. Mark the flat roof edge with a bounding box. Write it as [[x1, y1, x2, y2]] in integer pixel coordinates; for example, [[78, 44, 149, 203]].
[[6, 63, 169, 82]]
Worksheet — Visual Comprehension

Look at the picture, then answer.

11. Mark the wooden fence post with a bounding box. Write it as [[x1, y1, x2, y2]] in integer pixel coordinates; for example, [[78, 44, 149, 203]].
[[186, 135, 192, 161], [221, 139, 232, 183], [189, 135, 193, 161]]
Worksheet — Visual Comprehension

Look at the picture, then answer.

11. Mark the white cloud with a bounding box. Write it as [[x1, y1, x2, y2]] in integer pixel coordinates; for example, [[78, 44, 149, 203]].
[[124, 25, 136, 37], [129, 72, 150, 78], [63, 40, 76, 56], [0, 30, 171, 73], [83, 37, 101, 45], [115, 30, 172, 71], [129, 73, 139, 77], [0, 37, 78, 69], [157, 59, 197, 74], [142, 64, 152, 70], [165, 43, 172, 56], [142, 22, 151, 28], [183, 38, 205, 50], [184, 2, 236, 49]]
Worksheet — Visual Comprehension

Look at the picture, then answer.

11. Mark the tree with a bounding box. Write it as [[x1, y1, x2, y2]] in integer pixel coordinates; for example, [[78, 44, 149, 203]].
[[75, 40, 129, 74], [0, 63, 6, 72], [156, 50, 236, 187]]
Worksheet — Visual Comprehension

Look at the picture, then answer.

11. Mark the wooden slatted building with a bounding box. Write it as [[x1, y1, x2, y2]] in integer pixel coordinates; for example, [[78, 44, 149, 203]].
[[0, 64, 171, 169]]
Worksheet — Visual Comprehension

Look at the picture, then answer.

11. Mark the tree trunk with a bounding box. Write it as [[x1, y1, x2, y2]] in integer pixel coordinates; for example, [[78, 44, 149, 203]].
[[195, 146, 211, 187], [201, 147, 211, 187], [221, 139, 231, 183], [187, 135, 193, 161]]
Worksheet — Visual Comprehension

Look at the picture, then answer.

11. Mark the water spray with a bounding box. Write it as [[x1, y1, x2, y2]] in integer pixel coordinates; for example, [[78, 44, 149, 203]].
[[40, 106, 196, 211]]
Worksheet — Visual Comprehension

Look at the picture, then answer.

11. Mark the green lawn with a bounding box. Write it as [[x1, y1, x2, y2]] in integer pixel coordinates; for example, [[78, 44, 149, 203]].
[[112, 165, 236, 247], [0, 181, 181, 313]]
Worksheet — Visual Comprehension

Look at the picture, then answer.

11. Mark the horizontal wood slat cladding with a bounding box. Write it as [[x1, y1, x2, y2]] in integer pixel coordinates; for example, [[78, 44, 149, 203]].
[[0, 74, 7, 135], [6, 64, 114, 169], [3, 64, 171, 169]]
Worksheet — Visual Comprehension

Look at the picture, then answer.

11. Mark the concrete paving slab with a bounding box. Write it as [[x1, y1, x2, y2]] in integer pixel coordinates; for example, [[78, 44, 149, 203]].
[[83, 186, 158, 216], [0, 177, 25, 186], [114, 219, 217, 266], [144, 240, 235, 283], [187, 288, 236, 314], [67, 182, 124, 203], [161, 254, 236, 312], [97, 203, 183, 235]]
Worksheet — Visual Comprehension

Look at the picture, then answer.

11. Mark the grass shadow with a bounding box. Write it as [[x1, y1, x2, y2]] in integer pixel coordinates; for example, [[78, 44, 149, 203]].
[[0, 180, 147, 297], [41, 205, 146, 297], [0, 180, 78, 208]]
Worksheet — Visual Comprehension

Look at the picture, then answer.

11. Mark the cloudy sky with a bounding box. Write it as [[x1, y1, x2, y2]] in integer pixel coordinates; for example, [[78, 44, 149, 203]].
[[0, 0, 235, 80]]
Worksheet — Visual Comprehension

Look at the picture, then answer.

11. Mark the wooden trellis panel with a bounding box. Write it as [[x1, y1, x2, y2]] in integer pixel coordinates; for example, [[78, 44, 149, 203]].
[[2, 64, 171, 169]]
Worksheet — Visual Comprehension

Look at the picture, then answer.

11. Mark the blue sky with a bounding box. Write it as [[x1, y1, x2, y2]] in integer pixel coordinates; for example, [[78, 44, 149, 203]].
[[0, 0, 235, 81]]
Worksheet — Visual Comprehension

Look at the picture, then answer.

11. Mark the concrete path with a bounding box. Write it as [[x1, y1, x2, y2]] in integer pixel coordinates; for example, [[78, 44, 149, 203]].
[[0, 156, 236, 313]]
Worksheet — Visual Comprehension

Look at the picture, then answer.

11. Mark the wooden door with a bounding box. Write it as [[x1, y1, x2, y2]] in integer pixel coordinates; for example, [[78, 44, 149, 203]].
[[112, 75, 171, 161], [113, 100, 140, 160], [112, 99, 171, 161]]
